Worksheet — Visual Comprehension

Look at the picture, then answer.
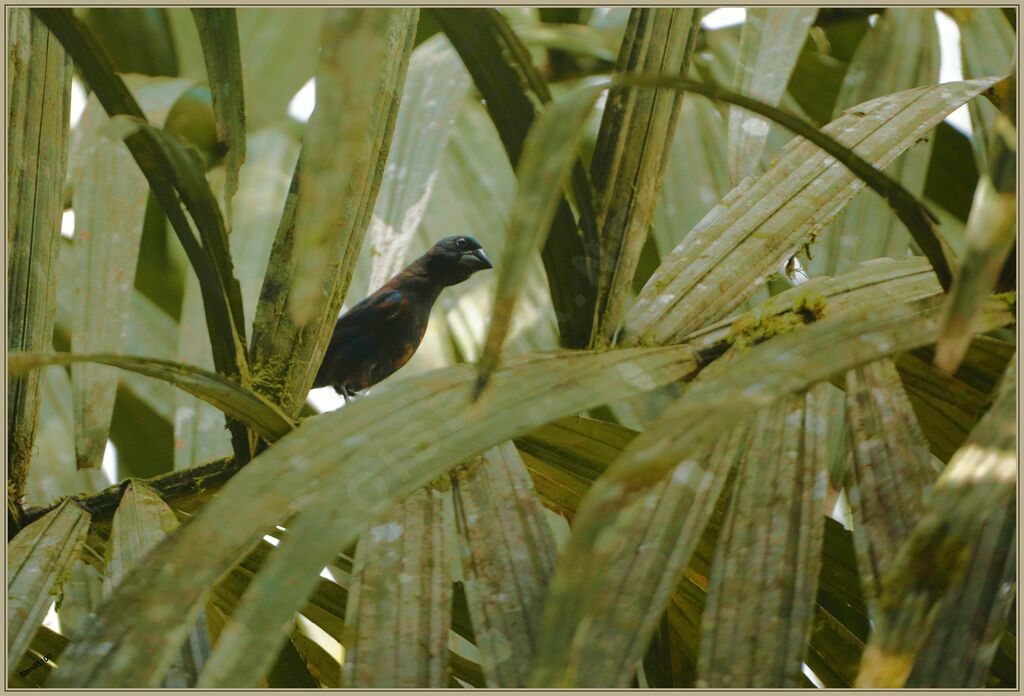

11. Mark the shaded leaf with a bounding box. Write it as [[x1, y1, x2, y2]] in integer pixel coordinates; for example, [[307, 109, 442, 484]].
[[535, 418, 752, 687], [9, 352, 295, 443], [514, 415, 634, 519], [651, 97, 731, 256], [171, 8, 328, 130], [895, 346, 997, 461], [431, 7, 600, 349], [856, 356, 1016, 687], [104, 480, 210, 687], [935, 80, 1016, 373], [24, 366, 110, 509], [809, 7, 941, 277], [728, 8, 817, 183], [418, 100, 560, 363], [174, 271, 235, 469], [451, 443, 558, 686], [339, 485, 450, 688], [264, 634, 318, 688], [47, 344, 696, 687], [288, 9, 417, 325], [69, 76, 193, 470], [957, 8, 1015, 171], [475, 84, 606, 394], [248, 8, 417, 417], [291, 630, 340, 688], [103, 481, 179, 595], [31, 10, 251, 445], [191, 9, 246, 228], [905, 497, 1015, 687], [365, 35, 471, 292], [587, 8, 702, 346], [531, 292, 1012, 686], [7, 8, 72, 497], [624, 79, 994, 346], [78, 8, 178, 76], [843, 358, 937, 610], [7, 500, 90, 673], [514, 23, 618, 62], [697, 386, 828, 687]]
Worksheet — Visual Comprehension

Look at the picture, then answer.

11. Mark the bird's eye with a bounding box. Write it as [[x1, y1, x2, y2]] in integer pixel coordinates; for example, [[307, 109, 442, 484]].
[[456, 238, 468, 249]]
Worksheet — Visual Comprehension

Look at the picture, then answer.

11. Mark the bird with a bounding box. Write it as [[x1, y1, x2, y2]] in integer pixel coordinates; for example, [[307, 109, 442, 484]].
[[313, 235, 493, 401]]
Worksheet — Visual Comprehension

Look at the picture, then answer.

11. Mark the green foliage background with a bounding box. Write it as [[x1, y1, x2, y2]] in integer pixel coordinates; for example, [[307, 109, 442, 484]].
[[6, 6, 1017, 689]]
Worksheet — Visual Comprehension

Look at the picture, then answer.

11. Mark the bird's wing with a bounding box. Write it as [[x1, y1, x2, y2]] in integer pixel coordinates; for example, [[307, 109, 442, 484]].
[[331, 289, 407, 334], [312, 290, 409, 389]]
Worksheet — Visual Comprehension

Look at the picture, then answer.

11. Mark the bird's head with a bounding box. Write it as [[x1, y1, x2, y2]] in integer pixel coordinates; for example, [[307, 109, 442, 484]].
[[423, 235, 493, 286]]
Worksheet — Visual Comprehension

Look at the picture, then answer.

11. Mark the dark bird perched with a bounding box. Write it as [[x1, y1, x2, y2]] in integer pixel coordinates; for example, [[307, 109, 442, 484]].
[[313, 236, 493, 400]]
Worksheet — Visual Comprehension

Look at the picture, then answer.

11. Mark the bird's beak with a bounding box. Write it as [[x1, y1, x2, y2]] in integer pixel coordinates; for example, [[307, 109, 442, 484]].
[[458, 248, 493, 271]]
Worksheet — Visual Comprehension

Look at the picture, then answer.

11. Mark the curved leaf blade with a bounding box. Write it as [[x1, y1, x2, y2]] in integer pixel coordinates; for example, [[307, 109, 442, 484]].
[[809, 7, 941, 277], [697, 386, 828, 687], [9, 352, 295, 443], [935, 79, 1016, 373], [843, 358, 938, 610], [475, 84, 606, 395], [624, 79, 995, 346], [32, 9, 249, 383], [531, 292, 1012, 686], [46, 345, 696, 687], [431, 7, 600, 349], [856, 356, 1016, 687], [288, 9, 417, 325]]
